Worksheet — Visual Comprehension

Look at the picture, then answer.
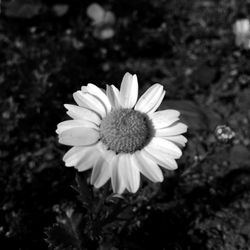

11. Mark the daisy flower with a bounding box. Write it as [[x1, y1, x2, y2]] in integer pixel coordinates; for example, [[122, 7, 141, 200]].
[[233, 18, 250, 49], [56, 73, 187, 194]]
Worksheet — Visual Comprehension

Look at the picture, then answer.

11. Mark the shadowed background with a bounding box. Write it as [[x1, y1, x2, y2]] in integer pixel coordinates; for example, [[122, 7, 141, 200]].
[[1, 0, 250, 249]]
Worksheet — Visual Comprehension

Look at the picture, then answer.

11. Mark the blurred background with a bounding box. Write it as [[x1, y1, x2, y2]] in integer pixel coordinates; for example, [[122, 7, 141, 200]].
[[1, 0, 250, 249]]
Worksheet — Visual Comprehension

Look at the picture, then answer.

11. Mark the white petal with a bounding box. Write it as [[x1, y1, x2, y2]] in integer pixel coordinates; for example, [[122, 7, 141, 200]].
[[155, 122, 188, 137], [73, 91, 106, 117], [234, 19, 250, 34], [135, 84, 164, 113], [73, 91, 87, 106], [59, 127, 99, 146], [134, 150, 163, 182], [90, 151, 113, 188], [162, 135, 187, 147], [64, 104, 101, 124], [86, 3, 105, 24], [120, 72, 138, 108], [122, 154, 140, 193], [56, 120, 98, 134], [149, 109, 180, 129], [63, 146, 92, 167], [75, 146, 99, 171], [146, 137, 182, 159], [82, 84, 111, 113], [106, 85, 121, 109], [111, 155, 125, 194], [144, 147, 178, 170], [147, 90, 165, 114]]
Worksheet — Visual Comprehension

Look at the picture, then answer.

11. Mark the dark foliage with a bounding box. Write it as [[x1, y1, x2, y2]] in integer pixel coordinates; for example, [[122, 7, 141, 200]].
[[1, 0, 250, 249]]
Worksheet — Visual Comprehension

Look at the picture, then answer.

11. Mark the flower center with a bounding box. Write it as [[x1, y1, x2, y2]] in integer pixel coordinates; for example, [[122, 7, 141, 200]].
[[100, 109, 154, 153]]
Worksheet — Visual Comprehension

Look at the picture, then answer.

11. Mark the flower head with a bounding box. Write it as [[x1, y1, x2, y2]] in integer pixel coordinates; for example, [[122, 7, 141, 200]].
[[56, 73, 187, 194], [233, 18, 250, 49], [86, 3, 115, 40], [215, 125, 235, 143]]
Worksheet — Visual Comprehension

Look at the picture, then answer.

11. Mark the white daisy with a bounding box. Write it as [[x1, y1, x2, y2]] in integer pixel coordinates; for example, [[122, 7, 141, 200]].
[[233, 18, 250, 49], [56, 72, 188, 194]]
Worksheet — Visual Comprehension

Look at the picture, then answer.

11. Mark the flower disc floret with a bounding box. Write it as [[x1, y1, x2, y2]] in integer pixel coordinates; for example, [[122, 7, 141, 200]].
[[100, 109, 153, 153]]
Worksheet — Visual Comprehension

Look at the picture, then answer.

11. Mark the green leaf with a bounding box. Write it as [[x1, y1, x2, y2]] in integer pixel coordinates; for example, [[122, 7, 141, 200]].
[[73, 173, 93, 208], [5, 0, 43, 19], [230, 145, 250, 165], [161, 100, 208, 131], [45, 224, 79, 250], [236, 89, 250, 112], [193, 64, 217, 87], [52, 5, 69, 17]]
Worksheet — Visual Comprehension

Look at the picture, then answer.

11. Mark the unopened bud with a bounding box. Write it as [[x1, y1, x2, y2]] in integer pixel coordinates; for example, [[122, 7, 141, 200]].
[[215, 125, 235, 143]]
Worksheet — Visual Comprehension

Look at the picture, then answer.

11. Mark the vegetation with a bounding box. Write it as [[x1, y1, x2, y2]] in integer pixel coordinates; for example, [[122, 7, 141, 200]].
[[1, 0, 250, 249]]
